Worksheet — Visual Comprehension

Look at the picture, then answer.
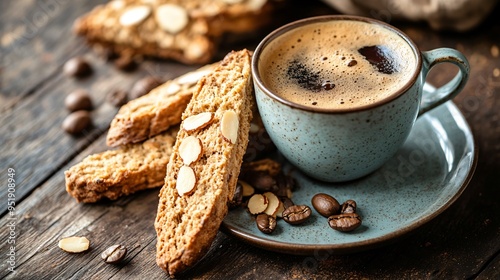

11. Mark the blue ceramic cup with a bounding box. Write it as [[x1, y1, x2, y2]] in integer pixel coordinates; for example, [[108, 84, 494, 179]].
[[252, 15, 469, 182]]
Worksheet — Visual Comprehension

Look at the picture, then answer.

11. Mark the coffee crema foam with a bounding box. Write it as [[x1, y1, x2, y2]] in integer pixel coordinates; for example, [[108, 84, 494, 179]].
[[259, 20, 417, 110]]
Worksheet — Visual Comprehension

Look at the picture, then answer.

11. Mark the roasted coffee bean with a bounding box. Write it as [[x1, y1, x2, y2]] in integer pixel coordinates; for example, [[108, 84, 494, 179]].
[[101, 244, 127, 264], [255, 213, 276, 234], [311, 193, 340, 218], [114, 55, 138, 72], [102, 48, 119, 61], [275, 173, 296, 197], [341, 199, 357, 214], [244, 170, 277, 192], [62, 110, 91, 135], [229, 182, 243, 209], [129, 77, 162, 100], [63, 57, 92, 78], [65, 89, 92, 112], [241, 158, 281, 176], [282, 204, 311, 225], [243, 123, 276, 161], [107, 89, 128, 107], [279, 196, 294, 209], [328, 213, 362, 232]]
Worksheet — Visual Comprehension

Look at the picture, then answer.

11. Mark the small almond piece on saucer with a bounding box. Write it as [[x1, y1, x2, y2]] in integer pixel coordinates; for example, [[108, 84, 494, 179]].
[[247, 194, 268, 215], [263, 192, 281, 217], [239, 180, 255, 197]]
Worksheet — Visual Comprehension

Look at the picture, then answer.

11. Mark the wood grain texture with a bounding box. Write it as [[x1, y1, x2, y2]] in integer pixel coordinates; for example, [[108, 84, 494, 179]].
[[1, 0, 499, 279]]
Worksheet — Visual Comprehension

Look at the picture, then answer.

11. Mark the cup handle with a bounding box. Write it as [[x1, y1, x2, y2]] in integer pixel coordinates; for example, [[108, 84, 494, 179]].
[[418, 48, 470, 117]]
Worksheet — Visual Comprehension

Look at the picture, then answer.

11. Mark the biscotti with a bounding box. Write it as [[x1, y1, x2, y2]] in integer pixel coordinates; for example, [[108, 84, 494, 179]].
[[74, 0, 276, 64], [65, 127, 178, 203], [107, 63, 217, 147], [154, 49, 254, 276]]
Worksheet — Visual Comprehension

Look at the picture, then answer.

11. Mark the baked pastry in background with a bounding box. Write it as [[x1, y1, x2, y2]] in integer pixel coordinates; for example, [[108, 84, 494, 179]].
[[74, 0, 277, 64]]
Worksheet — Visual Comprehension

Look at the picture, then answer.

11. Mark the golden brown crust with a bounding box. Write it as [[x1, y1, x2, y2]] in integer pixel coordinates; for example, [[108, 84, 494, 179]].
[[154, 49, 254, 276], [65, 127, 178, 203], [74, 0, 276, 64], [106, 63, 218, 147]]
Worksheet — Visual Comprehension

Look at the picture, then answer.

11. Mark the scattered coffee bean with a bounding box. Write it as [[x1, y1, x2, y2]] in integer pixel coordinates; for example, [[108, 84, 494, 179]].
[[243, 171, 277, 192], [328, 213, 362, 232], [63, 57, 92, 78], [129, 77, 162, 100], [255, 213, 277, 234], [62, 110, 91, 135], [241, 158, 281, 177], [311, 193, 341, 218], [101, 244, 127, 264], [279, 196, 294, 209], [275, 173, 295, 197], [282, 204, 311, 225], [65, 89, 92, 112], [341, 199, 357, 214], [102, 48, 119, 61], [107, 89, 128, 107], [229, 182, 243, 209], [243, 123, 276, 162], [114, 55, 138, 72]]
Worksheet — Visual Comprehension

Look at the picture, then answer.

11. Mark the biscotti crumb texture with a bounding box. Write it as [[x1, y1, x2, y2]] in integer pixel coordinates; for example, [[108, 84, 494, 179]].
[[155, 49, 253, 276], [106, 63, 217, 147], [65, 127, 178, 203]]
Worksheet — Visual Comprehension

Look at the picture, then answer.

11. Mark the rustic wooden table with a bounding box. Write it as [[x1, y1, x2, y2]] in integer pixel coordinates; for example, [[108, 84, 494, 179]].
[[1, 1, 499, 279]]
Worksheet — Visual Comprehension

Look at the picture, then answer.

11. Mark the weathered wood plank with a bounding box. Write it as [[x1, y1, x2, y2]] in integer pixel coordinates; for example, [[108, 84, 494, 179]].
[[1, 0, 104, 110], [0, 0, 292, 214], [0, 38, 198, 215], [1, 0, 499, 279], [0, 129, 498, 279]]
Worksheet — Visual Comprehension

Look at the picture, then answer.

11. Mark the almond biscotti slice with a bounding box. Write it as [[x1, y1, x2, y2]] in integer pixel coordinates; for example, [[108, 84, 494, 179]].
[[155, 49, 253, 276], [74, 0, 276, 64], [65, 127, 178, 203], [106, 63, 217, 147]]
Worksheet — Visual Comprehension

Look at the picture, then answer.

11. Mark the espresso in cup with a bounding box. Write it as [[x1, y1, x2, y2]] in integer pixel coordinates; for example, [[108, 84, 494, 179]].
[[258, 20, 417, 110], [253, 15, 469, 182]]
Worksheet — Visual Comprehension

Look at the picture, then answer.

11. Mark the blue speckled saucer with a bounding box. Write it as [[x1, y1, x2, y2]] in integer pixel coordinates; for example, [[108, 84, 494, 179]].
[[221, 87, 476, 255]]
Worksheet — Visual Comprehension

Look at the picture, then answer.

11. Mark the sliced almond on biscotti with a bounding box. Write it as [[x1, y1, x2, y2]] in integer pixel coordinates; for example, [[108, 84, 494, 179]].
[[178, 136, 203, 165], [155, 4, 189, 34], [176, 166, 197, 196], [155, 50, 254, 277], [182, 112, 214, 132], [119, 5, 151, 27], [106, 63, 217, 147], [221, 110, 239, 144]]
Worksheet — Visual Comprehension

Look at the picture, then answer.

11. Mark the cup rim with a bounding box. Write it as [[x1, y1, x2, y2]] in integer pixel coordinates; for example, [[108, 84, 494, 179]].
[[251, 15, 423, 114]]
